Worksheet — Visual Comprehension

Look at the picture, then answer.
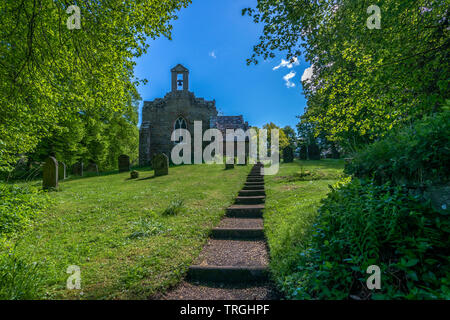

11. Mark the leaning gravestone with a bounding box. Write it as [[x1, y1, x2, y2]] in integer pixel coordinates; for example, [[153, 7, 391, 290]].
[[152, 153, 169, 176], [58, 162, 66, 180], [72, 162, 83, 176], [43, 156, 58, 189], [118, 154, 130, 172]]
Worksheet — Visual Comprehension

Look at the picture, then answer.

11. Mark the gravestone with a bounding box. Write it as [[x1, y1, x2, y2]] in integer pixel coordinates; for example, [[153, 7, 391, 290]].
[[86, 162, 99, 175], [152, 153, 169, 176], [130, 170, 139, 179], [43, 156, 58, 189], [225, 163, 235, 169], [72, 162, 83, 176], [118, 154, 130, 172], [225, 157, 235, 169], [58, 162, 66, 180]]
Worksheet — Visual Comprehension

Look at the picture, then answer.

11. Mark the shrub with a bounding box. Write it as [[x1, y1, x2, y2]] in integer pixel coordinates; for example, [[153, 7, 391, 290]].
[[299, 146, 307, 160], [345, 107, 450, 186], [0, 183, 49, 240], [283, 178, 450, 300], [308, 144, 320, 160], [283, 146, 294, 163]]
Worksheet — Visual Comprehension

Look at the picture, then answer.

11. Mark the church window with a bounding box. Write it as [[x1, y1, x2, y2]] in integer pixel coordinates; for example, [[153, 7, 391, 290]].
[[174, 117, 187, 143]]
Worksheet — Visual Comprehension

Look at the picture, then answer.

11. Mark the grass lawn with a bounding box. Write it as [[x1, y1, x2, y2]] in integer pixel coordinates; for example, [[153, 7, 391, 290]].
[[13, 164, 250, 299], [263, 160, 345, 294]]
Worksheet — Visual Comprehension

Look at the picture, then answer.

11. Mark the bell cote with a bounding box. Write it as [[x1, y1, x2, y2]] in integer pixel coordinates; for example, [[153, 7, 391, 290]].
[[171, 64, 189, 92]]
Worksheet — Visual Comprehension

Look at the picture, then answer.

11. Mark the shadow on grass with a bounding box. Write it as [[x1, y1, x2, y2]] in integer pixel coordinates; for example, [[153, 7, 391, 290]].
[[136, 175, 158, 181]]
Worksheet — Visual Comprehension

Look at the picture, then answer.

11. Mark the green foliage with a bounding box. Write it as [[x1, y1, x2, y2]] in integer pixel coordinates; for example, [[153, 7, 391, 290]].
[[282, 126, 297, 148], [0, 183, 49, 240], [263, 122, 290, 150], [128, 218, 168, 240], [0, 0, 191, 172], [263, 160, 345, 298], [282, 146, 294, 163], [0, 249, 45, 300], [245, 0, 449, 150], [162, 199, 184, 216], [284, 178, 449, 300], [346, 107, 450, 186], [308, 144, 320, 160]]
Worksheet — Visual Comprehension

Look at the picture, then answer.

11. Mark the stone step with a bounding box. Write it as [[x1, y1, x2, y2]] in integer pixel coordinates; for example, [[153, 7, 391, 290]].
[[217, 218, 263, 229], [211, 228, 265, 240], [162, 281, 278, 300], [245, 181, 264, 185], [235, 196, 265, 205], [238, 190, 266, 196], [242, 185, 264, 191], [247, 178, 264, 182], [188, 266, 269, 283], [226, 204, 264, 218], [187, 239, 269, 283]]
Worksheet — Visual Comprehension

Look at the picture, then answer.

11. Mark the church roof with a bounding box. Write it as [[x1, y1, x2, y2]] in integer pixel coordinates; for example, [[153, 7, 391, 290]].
[[171, 64, 189, 72], [211, 115, 248, 131]]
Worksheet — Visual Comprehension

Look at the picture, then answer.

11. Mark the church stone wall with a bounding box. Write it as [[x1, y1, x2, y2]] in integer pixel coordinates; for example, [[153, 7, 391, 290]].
[[140, 90, 217, 164]]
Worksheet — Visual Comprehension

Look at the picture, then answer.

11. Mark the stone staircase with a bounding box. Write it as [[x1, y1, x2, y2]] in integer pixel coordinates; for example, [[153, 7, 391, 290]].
[[162, 163, 277, 299]]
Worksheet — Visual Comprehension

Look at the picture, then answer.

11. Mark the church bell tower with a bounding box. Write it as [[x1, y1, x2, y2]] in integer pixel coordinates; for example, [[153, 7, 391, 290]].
[[171, 64, 189, 92]]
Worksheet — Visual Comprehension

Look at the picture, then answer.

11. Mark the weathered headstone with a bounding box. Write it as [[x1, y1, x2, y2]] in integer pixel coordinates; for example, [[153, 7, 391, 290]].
[[72, 162, 83, 176], [225, 157, 235, 169], [118, 154, 130, 172], [58, 162, 66, 180], [43, 156, 58, 189], [85, 162, 99, 175], [225, 163, 235, 169], [152, 153, 169, 176], [130, 170, 139, 179]]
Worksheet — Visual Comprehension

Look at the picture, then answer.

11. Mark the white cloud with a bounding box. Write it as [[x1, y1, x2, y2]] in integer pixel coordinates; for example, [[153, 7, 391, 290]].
[[209, 50, 217, 59], [301, 65, 314, 83], [273, 57, 299, 70], [283, 71, 296, 88]]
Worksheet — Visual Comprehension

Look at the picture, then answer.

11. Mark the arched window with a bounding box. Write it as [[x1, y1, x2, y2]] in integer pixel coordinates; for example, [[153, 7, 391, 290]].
[[173, 117, 187, 144], [174, 117, 187, 130]]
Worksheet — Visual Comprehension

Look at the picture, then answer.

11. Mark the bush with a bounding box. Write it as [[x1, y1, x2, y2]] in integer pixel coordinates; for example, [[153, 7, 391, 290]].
[[0, 183, 49, 240], [345, 107, 450, 186], [308, 144, 320, 160], [299, 146, 307, 160], [283, 146, 294, 163], [283, 178, 450, 300]]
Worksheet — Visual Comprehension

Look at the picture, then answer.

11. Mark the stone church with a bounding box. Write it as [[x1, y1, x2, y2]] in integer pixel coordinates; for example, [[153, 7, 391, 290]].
[[139, 64, 249, 165]]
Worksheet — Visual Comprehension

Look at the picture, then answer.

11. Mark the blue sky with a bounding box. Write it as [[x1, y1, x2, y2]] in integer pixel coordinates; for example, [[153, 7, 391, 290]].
[[134, 0, 310, 129]]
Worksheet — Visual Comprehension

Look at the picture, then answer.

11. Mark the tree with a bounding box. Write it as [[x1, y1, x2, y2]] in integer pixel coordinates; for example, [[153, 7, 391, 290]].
[[0, 0, 191, 172], [262, 122, 290, 151], [244, 0, 449, 151], [282, 125, 297, 149]]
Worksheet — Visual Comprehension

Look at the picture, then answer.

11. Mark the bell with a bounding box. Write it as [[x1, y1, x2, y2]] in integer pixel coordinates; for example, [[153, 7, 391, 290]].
[[177, 79, 183, 86]]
